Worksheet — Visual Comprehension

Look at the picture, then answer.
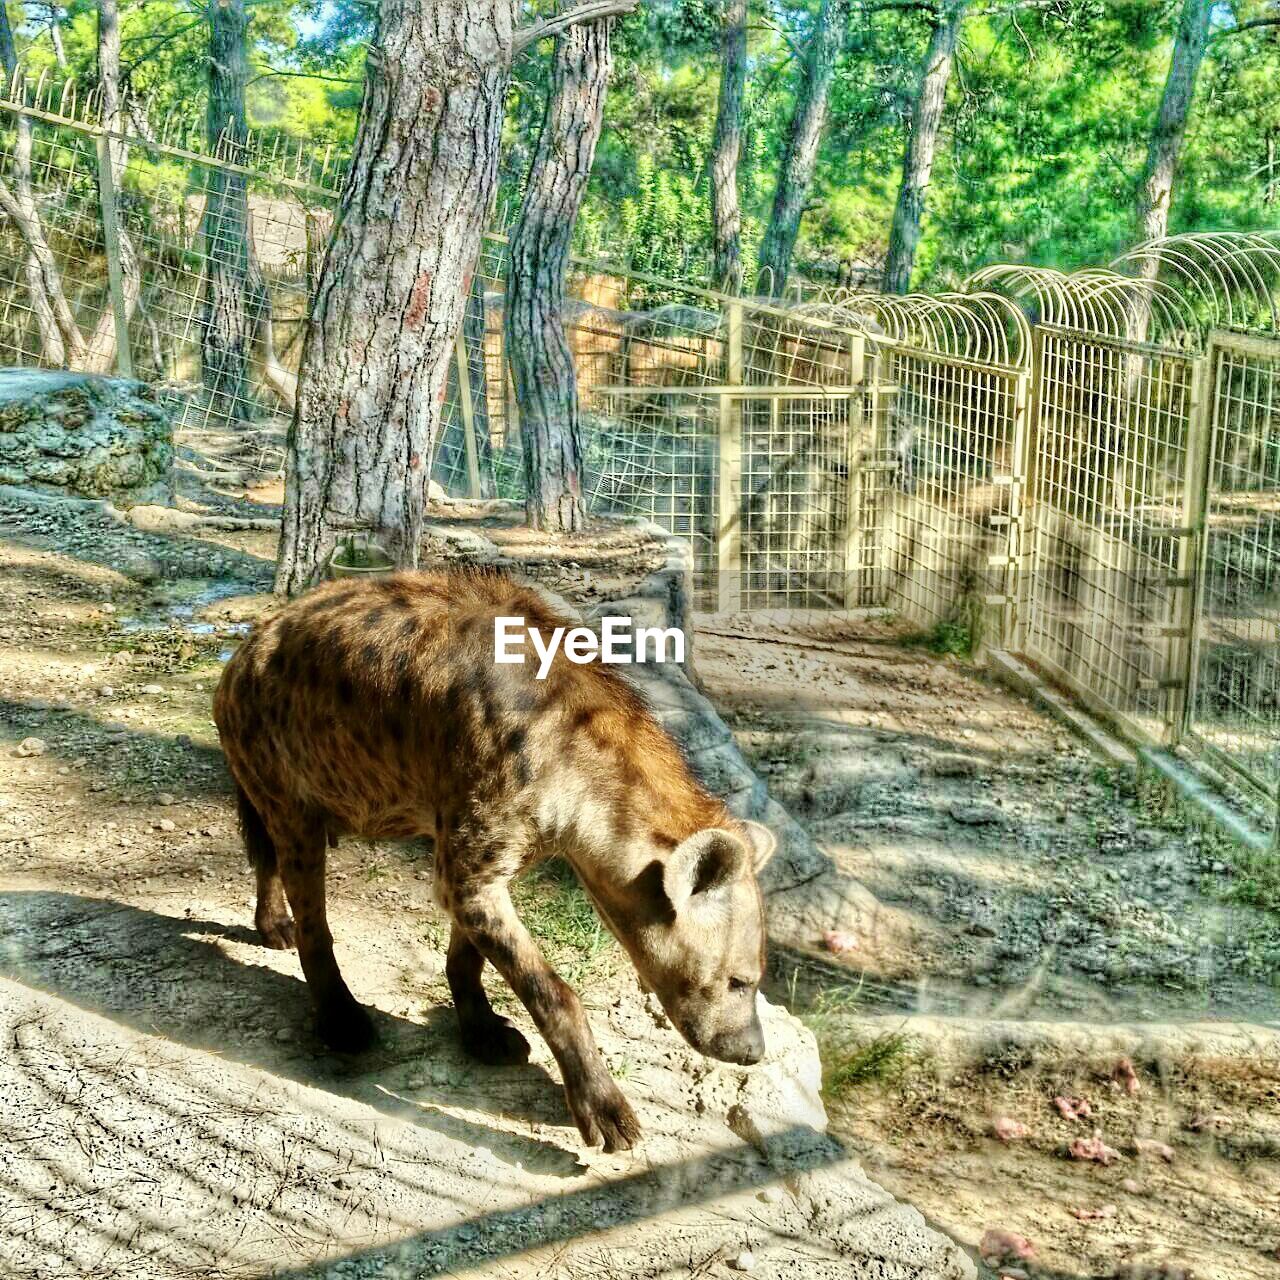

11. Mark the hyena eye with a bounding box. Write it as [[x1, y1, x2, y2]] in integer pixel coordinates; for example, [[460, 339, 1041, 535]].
[[728, 977, 751, 993]]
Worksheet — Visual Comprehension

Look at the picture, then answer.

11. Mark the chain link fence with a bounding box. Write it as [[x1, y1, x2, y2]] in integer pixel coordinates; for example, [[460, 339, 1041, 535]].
[[2, 79, 1280, 837]]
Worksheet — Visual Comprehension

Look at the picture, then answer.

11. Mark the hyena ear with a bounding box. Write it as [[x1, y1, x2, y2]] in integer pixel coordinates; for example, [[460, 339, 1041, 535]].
[[741, 820, 777, 873], [665, 828, 748, 911]]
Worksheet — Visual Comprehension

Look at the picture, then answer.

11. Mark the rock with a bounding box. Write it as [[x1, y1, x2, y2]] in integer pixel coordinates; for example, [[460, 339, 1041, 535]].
[[155, 818, 176, 833], [156, 793, 176, 806], [15, 737, 47, 757], [949, 800, 1002, 826], [992, 1116, 1030, 1142], [0, 370, 173, 502], [141, 684, 164, 696], [930, 753, 979, 778], [727, 1249, 756, 1271]]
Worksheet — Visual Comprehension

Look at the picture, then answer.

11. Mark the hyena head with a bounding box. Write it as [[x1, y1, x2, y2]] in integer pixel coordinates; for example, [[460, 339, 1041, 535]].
[[623, 821, 776, 1066]]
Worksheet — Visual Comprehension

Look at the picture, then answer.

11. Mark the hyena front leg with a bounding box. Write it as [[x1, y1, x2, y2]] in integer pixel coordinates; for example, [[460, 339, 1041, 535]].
[[452, 885, 641, 1152], [446, 926, 531, 1066], [272, 811, 376, 1054]]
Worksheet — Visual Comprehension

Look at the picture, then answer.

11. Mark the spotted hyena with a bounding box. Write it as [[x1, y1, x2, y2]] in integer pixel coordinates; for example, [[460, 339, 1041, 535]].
[[212, 569, 775, 1152]]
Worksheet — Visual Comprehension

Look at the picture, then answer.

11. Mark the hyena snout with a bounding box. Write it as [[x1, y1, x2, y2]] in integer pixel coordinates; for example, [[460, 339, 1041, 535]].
[[701, 1015, 765, 1066]]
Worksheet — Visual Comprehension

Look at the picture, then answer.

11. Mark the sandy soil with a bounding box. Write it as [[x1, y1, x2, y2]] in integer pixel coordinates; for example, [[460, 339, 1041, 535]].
[[694, 611, 1280, 1279], [0, 489, 972, 1280]]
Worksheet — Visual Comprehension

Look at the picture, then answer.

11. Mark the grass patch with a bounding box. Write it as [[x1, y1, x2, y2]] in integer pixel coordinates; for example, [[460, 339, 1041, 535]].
[[823, 1032, 914, 1098], [797, 983, 916, 1101], [1222, 847, 1280, 914], [511, 858, 619, 985], [904, 619, 973, 659]]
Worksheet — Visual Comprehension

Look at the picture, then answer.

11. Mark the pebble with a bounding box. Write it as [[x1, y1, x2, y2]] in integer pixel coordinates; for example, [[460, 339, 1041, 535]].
[[949, 800, 1002, 826], [156, 792, 176, 806], [99, 685, 115, 698], [756, 1186, 784, 1204], [155, 818, 176, 832], [727, 1250, 756, 1272], [141, 684, 163, 695], [15, 737, 47, 757], [274, 1027, 291, 1043]]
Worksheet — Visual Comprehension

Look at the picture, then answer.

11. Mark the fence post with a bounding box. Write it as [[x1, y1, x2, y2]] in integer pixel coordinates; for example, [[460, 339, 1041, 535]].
[[716, 303, 744, 612], [1169, 346, 1214, 747], [454, 328, 482, 499], [1009, 328, 1045, 654], [842, 332, 867, 608], [1000, 366, 1032, 650], [95, 134, 133, 379]]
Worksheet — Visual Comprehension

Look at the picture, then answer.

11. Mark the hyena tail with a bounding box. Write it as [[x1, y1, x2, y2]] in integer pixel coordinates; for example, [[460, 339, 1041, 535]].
[[234, 781, 277, 874]]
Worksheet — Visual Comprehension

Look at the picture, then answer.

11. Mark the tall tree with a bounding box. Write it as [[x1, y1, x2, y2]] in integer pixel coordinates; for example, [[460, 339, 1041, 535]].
[[201, 0, 255, 423], [86, 0, 142, 371], [507, 18, 615, 533], [1136, 0, 1214, 254], [709, 0, 747, 294], [755, 0, 850, 296], [882, 0, 968, 294], [277, 0, 636, 590], [0, 2, 84, 366]]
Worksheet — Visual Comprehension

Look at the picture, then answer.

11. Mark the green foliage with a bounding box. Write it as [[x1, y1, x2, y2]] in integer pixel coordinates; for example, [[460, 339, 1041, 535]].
[[907, 619, 974, 659]]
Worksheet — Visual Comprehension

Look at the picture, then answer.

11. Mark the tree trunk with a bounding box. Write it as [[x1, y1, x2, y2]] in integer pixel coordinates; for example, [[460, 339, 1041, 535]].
[[507, 19, 613, 533], [82, 0, 142, 373], [463, 273, 496, 498], [0, 3, 84, 366], [276, 0, 512, 590], [754, 0, 849, 297], [201, 0, 254, 424], [1136, 0, 1213, 257], [709, 0, 747, 294], [882, 0, 967, 295]]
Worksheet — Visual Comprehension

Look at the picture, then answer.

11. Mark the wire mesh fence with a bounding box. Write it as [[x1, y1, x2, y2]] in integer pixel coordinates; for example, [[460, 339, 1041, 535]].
[[1190, 332, 1280, 809], [2, 77, 1280, 835]]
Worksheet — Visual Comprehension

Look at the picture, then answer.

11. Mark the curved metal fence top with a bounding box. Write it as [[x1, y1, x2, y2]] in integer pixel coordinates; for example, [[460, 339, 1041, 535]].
[[1111, 231, 1280, 339], [791, 289, 1030, 368], [964, 263, 1202, 347]]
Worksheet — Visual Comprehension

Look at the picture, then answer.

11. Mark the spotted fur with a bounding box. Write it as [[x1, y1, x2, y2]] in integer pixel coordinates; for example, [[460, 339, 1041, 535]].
[[213, 569, 776, 1152]]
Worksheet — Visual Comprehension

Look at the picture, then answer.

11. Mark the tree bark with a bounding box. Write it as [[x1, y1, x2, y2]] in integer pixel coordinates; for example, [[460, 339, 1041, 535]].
[[0, 3, 84, 366], [709, 0, 747, 294], [882, 0, 967, 295], [754, 0, 849, 297], [83, 0, 142, 373], [506, 18, 613, 533], [1136, 0, 1213, 258], [201, 0, 254, 424], [276, 0, 513, 590]]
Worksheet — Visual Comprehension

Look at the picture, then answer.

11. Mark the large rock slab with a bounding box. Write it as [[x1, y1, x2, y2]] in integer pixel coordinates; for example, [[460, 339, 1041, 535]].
[[0, 887, 972, 1279], [0, 369, 173, 502]]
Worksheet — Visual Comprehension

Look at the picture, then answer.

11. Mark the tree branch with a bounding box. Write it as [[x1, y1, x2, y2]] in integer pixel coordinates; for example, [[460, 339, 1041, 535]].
[[512, 0, 639, 56], [1210, 15, 1280, 42]]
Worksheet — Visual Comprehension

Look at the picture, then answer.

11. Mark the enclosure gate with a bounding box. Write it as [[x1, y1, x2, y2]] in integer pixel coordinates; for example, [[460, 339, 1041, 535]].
[[1018, 325, 1206, 747], [1186, 331, 1280, 813], [868, 344, 1029, 642]]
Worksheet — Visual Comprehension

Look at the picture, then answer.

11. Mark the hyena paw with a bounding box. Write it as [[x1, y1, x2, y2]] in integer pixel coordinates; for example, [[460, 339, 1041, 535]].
[[569, 1079, 643, 1153], [461, 1015, 531, 1067], [316, 999, 377, 1054], [255, 912, 296, 950]]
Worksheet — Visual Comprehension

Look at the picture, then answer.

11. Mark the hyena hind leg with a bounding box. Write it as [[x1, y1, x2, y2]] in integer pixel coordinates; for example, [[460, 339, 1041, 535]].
[[275, 815, 376, 1054], [446, 925, 531, 1066], [235, 782, 295, 950]]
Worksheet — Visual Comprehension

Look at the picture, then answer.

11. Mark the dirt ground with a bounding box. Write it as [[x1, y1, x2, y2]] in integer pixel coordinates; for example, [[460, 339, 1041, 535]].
[[1, 477, 1278, 1278], [695, 614, 1280, 1280]]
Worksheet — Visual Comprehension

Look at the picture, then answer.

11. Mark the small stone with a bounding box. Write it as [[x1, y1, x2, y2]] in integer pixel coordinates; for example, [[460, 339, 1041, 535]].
[[15, 737, 47, 757], [156, 818, 176, 833], [727, 1250, 756, 1272], [275, 1027, 291, 1043], [141, 683, 163, 695], [756, 1187, 784, 1204], [101, 602, 116, 614], [949, 800, 1001, 826], [99, 685, 115, 698], [156, 792, 176, 806]]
